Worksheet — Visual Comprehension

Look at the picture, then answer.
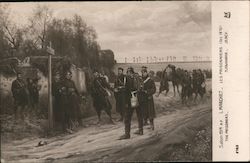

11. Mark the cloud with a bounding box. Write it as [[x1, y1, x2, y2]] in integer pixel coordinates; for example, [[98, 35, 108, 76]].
[[7, 1, 211, 62]]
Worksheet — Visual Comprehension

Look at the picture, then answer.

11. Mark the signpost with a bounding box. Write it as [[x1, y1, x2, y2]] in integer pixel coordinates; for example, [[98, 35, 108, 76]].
[[46, 42, 55, 129]]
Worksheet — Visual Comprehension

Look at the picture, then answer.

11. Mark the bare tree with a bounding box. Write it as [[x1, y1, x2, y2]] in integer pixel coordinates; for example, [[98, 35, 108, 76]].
[[28, 4, 53, 49], [0, 4, 24, 56]]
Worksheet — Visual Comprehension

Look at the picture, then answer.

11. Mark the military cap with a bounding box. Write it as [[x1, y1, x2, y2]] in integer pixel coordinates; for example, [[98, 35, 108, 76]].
[[16, 70, 22, 75], [141, 66, 147, 69], [127, 67, 134, 73], [93, 68, 99, 73], [118, 67, 124, 71], [64, 70, 72, 75]]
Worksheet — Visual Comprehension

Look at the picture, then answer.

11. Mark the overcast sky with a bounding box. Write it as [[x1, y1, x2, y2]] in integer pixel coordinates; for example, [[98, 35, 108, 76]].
[[7, 1, 211, 63]]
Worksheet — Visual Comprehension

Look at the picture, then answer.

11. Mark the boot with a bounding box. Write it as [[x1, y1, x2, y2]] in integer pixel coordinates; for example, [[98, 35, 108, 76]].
[[143, 119, 149, 126], [150, 124, 155, 130], [118, 134, 130, 140], [150, 119, 155, 131], [134, 129, 143, 135], [66, 128, 73, 134]]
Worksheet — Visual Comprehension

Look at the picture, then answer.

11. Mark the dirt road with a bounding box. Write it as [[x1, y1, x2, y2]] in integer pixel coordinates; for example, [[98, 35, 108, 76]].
[[2, 99, 211, 162], [1, 80, 212, 162]]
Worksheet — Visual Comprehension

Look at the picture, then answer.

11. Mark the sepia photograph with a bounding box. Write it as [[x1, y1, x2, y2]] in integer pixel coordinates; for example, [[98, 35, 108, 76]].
[[0, 1, 212, 162]]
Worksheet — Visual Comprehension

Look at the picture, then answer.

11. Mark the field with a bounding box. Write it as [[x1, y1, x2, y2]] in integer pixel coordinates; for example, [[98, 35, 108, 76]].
[[113, 61, 211, 74], [1, 79, 212, 162]]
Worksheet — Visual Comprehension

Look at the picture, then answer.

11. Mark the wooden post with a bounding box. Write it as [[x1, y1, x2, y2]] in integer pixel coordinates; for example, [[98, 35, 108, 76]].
[[48, 53, 53, 129], [46, 42, 55, 129]]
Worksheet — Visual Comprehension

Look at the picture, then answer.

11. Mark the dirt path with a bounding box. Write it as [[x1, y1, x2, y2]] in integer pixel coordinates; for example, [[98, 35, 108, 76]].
[[2, 80, 212, 162], [1, 99, 211, 163]]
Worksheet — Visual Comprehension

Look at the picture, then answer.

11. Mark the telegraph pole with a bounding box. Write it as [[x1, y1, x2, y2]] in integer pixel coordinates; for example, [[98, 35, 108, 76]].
[[46, 42, 55, 129]]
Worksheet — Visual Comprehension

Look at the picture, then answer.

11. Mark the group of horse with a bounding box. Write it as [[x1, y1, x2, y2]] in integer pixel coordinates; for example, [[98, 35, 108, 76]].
[[156, 64, 207, 104]]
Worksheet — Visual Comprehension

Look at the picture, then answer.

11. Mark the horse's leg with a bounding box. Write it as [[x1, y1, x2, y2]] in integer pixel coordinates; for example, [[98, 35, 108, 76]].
[[172, 81, 176, 97], [156, 83, 163, 97], [181, 86, 185, 104], [194, 92, 198, 104], [177, 84, 180, 96], [163, 82, 169, 96]]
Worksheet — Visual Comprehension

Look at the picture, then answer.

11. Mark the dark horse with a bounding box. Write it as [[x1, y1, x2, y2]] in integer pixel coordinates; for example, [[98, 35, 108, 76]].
[[156, 64, 181, 97]]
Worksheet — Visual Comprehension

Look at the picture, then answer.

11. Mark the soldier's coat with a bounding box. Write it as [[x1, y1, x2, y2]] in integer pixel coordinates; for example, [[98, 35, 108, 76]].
[[138, 76, 156, 119], [60, 78, 81, 121], [52, 80, 63, 122], [114, 74, 126, 114], [91, 77, 112, 112], [11, 79, 29, 106]]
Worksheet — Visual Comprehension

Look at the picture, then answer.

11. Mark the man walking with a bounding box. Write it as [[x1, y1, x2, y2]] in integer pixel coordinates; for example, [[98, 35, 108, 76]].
[[138, 68, 156, 130], [119, 67, 143, 140], [114, 67, 126, 121]]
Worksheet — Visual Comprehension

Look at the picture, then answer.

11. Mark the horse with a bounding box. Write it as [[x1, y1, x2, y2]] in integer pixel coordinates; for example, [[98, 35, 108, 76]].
[[156, 65, 181, 97]]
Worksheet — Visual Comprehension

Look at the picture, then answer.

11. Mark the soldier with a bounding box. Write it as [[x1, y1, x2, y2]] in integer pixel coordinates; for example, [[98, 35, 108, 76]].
[[119, 67, 143, 140], [100, 71, 109, 84], [91, 70, 113, 124], [60, 71, 81, 133], [141, 66, 147, 72], [114, 67, 126, 121], [181, 70, 192, 105], [196, 69, 206, 100], [27, 78, 40, 111], [138, 68, 156, 130], [26, 78, 33, 108], [11, 71, 29, 120], [192, 69, 198, 102], [52, 71, 63, 128], [141, 66, 149, 126], [192, 69, 206, 102]]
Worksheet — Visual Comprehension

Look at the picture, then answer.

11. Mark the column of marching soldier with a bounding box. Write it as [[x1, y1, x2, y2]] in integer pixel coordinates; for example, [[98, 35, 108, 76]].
[[11, 65, 206, 138]]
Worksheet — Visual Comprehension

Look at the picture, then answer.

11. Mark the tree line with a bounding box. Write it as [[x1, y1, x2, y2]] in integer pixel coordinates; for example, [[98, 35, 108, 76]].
[[0, 4, 116, 75]]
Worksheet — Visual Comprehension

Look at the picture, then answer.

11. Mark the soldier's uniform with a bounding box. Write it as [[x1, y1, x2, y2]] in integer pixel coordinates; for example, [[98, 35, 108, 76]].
[[138, 73, 156, 130], [11, 72, 29, 120], [119, 67, 143, 139], [91, 72, 113, 123], [27, 78, 40, 109], [114, 68, 126, 121], [52, 78, 63, 124], [60, 72, 81, 132], [192, 70, 198, 94], [196, 70, 206, 98], [181, 71, 192, 104]]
